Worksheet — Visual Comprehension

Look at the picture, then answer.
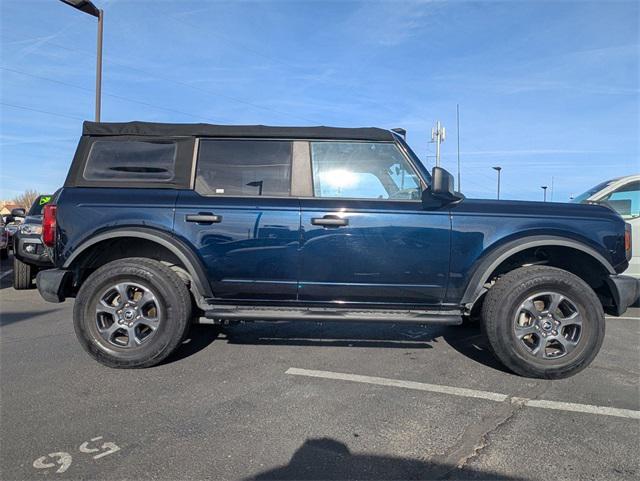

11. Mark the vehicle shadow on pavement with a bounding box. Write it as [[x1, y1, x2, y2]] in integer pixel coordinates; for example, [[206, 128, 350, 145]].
[[161, 324, 223, 365], [0, 278, 17, 290], [0, 309, 59, 327], [164, 321, 512, 374], [220, 320, 513, 374], [246, 437, 524, 481], [441, 324, 513, 374]]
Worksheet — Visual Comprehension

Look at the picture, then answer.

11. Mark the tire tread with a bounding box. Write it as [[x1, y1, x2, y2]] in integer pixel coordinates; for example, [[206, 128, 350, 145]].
[[13, 257, 33, 290]]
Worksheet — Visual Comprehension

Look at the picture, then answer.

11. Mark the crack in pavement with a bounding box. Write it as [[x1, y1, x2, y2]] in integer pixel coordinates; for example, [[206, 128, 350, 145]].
[[431, 381, 552, 480]]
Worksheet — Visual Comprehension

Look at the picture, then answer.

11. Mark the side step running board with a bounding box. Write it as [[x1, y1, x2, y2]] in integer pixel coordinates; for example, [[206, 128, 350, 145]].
[[200, 306, 463, 325]]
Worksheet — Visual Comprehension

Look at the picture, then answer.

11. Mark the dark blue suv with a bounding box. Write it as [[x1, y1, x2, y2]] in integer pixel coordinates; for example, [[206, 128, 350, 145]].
[[37, 121, 639, 378]]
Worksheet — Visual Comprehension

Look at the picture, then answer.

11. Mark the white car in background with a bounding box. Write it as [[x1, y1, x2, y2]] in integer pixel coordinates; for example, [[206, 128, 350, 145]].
[[573, 174, 640, 278]]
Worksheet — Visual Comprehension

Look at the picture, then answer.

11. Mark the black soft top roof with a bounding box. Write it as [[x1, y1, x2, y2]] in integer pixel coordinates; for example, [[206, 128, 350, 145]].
[[82, 121, 396, 141]]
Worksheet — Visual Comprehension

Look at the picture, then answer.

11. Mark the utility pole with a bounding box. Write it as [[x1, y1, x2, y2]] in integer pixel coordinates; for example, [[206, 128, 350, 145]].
[[431, 121, 446, 167], [550, 176, 554, 202], [492, 166, 502, 200], [541, 185, 548, 202]]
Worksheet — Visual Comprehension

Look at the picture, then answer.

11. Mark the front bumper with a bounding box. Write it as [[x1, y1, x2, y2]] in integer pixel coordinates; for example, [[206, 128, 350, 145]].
[[606, 274, 640, 316], [36, 269, 71, 303], [14, 235, 51, 267]]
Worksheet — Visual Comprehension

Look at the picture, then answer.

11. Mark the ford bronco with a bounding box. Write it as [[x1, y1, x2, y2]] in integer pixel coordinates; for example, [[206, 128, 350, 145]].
[[36, 121, 639, 378]]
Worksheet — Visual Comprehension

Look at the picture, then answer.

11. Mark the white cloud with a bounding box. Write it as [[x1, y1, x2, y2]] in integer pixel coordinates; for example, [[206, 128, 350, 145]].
[[344, 0, 438, 47]]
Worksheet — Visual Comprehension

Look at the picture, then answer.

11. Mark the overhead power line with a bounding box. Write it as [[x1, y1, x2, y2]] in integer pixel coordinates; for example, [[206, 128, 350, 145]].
[[1, 66, 224, 123], [0, 34, 319, 124], [0, 101, 84, 121]]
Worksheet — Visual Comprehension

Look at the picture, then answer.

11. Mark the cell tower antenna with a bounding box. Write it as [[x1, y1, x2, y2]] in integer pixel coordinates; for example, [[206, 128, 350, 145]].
[[431, 121, 446, 167]]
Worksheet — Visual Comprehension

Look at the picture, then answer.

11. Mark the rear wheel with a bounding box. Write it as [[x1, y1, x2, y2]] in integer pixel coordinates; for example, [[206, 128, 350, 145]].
[[482, 266, 605, 379], [73, 257, 192, 368], [13, 257, 35, 290]]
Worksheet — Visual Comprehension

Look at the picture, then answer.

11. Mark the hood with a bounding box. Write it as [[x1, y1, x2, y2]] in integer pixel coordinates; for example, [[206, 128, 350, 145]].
[[22, 215, 43, 225], [453, 198, 623, 222]]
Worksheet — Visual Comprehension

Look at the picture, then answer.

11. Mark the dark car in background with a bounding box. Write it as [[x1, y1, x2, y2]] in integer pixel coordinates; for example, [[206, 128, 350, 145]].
[[36, 121, 640, 378], [0, 219, 8, 259], [13, 195, 53, 289], [4, 208, 25, 251]]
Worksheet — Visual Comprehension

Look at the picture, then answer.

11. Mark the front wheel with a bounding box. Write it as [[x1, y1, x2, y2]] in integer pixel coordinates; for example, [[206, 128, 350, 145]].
[[73, 257, 192, 368], [13, 257, 35, 290], [482, 266, 605, 379]]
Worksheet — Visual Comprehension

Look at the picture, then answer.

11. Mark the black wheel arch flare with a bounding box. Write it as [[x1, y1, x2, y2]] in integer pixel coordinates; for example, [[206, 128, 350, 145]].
[[460, 235, 616, 308], [62, 227, 213, 299]]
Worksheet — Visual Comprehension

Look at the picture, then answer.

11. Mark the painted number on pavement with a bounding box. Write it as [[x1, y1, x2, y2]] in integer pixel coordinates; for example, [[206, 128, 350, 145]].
[[33, 436, 121, 474]]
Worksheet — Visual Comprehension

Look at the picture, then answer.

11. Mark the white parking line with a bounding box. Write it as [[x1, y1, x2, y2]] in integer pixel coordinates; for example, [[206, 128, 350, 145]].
[[0, 270, 12, 280], [286, 368, 640, 420], [606, 316, 640, 321]]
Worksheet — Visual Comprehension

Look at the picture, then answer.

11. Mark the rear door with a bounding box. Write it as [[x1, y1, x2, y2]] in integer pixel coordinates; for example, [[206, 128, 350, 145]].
[[298, 140, 451, 306], [173, 139, 301, 301]]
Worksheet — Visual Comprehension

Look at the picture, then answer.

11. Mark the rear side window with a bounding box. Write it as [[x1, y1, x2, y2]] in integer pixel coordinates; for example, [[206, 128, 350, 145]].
[[84, 140, 177, 181], [196, 140, 292, 196]]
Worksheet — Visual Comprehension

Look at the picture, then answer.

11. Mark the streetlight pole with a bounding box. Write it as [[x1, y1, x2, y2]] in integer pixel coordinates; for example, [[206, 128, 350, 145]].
[[541, 186, 548, 202], [95, 8, 103, 122], [456, 104, 461, 191], [59, 1, 103, 122], [492, 166, 502, 200]]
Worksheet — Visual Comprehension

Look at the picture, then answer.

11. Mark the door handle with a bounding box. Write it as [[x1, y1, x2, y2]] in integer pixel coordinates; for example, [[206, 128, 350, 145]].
[[311, 215, 349, 227], [185, 213, 222, 224]]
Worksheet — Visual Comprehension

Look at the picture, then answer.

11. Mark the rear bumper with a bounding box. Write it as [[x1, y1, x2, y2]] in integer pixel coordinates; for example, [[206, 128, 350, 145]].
[[606, 274, 640, 316], [36, 268, 70, 303]]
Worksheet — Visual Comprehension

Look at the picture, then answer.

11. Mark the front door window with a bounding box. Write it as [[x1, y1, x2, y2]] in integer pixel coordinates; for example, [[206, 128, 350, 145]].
[[310, 142, 422, 200]]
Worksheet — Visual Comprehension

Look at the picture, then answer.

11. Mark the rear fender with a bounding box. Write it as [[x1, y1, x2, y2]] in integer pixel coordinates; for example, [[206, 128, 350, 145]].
[[63, 227, 212, 299]]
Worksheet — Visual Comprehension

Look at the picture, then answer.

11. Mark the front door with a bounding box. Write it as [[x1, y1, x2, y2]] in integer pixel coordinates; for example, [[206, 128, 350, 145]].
[[299, 140, 451, 306], [174, 139, 300, 301]]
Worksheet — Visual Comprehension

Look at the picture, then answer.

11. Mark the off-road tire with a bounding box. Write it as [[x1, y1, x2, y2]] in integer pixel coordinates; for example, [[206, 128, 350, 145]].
[[13, 257, 34, 290], [482, 266, 605, 379], [74, 257, 192, 368]]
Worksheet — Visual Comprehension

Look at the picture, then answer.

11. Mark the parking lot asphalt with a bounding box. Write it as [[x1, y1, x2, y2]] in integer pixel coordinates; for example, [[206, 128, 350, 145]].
[[1, 254, 639, 481]]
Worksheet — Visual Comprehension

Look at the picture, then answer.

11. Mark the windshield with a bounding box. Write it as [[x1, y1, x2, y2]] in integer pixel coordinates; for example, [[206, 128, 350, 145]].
[[27, 195, 53, 216], [571, 180, 615, 204], [394, 135, 431, 186]]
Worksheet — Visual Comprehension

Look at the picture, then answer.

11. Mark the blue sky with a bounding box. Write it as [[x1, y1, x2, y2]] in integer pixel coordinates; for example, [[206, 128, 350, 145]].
[[1, 0, 638, 201]]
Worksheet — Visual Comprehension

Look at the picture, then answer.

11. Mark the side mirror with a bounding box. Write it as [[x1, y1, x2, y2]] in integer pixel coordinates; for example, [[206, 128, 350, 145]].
[[422, 167, 462, 207], [431, 167, 455, 199], [11, 208, 26, 218]]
